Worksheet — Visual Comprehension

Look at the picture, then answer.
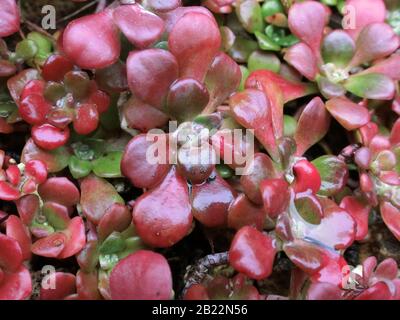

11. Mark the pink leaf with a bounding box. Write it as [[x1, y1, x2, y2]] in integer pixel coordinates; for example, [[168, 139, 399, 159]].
[[0, 0, 20, 37], [284, 42, 318, 80]]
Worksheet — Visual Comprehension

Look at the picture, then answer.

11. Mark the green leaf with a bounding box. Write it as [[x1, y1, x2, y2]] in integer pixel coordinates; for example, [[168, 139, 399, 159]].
[[69, 156, 92, 179], [248, 51, 280, 72], [265, 25, 299, 47], [216, 164, 234, 179], [254, 31, 281, 51], [27, 32, 52, 64], [15, 39, 38, 60], [239, 65, 249, 91], [261, 0, 284, 18], [236, 0, 264, 34], [344, 73, 395, 100], [283, 115, 297, 137], [312, 155, 348, 196], [99, 232, 126, 255], [92, 151, 123, 178], [321, 31, 355, 68], [228, 36, 258, 63]]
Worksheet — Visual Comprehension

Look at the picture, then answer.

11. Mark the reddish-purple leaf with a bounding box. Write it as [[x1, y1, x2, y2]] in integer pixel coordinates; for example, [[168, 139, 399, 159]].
[[63, 10, 120, 69], [148, 0, 182, 12], [191, 172, 236, 228], [229, 226, 276, 280], [0, 233, 23, 272], [97, 203, 132, 241], [132, 167, 192, 248], [168, 12, 221, 82], [58, 217, 86, 259], [166, 78, 210, 122], [260, 178, 290, 219], [326, 97, 370, 131], [294, 97, 330, 156], [227, 194, 266, 231], [360, 54, 400, 81], [204, 52, 242, 112], [230, 89, 278, 161], [121, 134, 170, 189], [40, 272, 76, 300], [349, 23, 400, 68], [340, 196, 370, 241], [122, 96, 169, 133], [127, 49, 179, 108], [6, 215, 31, 261], [284, 43, 318, 81], [110, 250, 172, 300], [307, 282, 342, 300], [7, 69, 40, 104], [113, 4, 164, 49], [0, 266, 31, 300], [38, 177, 80, 207], [288, 1, 328, 56]]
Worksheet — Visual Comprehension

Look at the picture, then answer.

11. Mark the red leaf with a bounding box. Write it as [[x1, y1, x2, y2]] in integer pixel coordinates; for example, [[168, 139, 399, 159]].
[[284, 42, 318, 80], [127, 49, 178, 108], [361, 54, 400, 81], [260, 178, 290, 218], [0, 233, 23, 272], [288, 1, 328, 56], [380, 201, 400, 241], [6, 216, 31, 261], [191, 172, 236, 227], [340, 196, 369, 241], [245, 70, 316, 103], [168, 12, 221, 82], [113, 4, 164, 48], [38, 177, 80, 207], [229, 226, 276, 280], [294, 97, 330, 156], [228, 194, 266, 231], [0, 0, 20, 37], [40, 272, 76, 300], [97, 203, 131, 241], [132, 167, 192, 247], [0, 181, 20, 201], [0, 266, 31, 300], [121, 134, 170, 189], [326, 97, 370, 131], [31, 232, 67, 258], [63, 10, 120, 69], [59, 217, 86, 259], [230, 89, 278, 161], [110, 250, 173, 300], [307, 282, 342, 300], [31, 124, 70, 151]]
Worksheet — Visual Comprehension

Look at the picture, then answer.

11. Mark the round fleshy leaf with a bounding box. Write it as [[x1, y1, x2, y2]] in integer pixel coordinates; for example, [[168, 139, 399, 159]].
[[306, 282, 342, 300], [235, 0, 264, 34], [80, 174, 124, 225], [227, 194, 266, 231], [321, 30, 355, 68], [113, 4, 164, 48], [15, 194, 40, 226], [127, 49, 179, 108], [345, 0, 386, 39], [380, 201, 400, 241], [0, 0, 20, 37], [325, 97, 370, 130], [350, 23, 400, 68], [239, 153, 278, 204], [260, 178, 290, 218], [76, 270, 102, 300], [63, 10, 120, 69], [0, 233, 23, 272], [59, 217, 86, 259], [98, 203, 131, 241], [204, 52, 241, 112], [110, 250, 173, 300], [312, 155, 348, 196], [122, 96, 169, 133], [344, 73, 395, 100], [148, 0, 182, 12], [132, 167, 192, 248], [42, 54, 74, 82], [284, 42, 317, 80], [166, 78, 210, 122], [38, 177, 80, 207], [40, 272, 76, 300], [191, 172, 235, 227], [248, 51, 280, 73], [31, 124, 70, 151], [121, 134, 170, 189], [288, 1, 328, 55], [168, 12, 221, 82], [42, 202, 70, 231], [92, 152, 122, 178], [0, 181, 20, 201], [74, 103, 99, 135], [294, 97, 330, 156], [0, 266, 31, 300], [94, 61, 128, 93], [229, 226, 276, 280], [6, 216, 31, 261], [31, 232, 67, 258], [21, 139, 70, 173], [360, 54, 400, 81]]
